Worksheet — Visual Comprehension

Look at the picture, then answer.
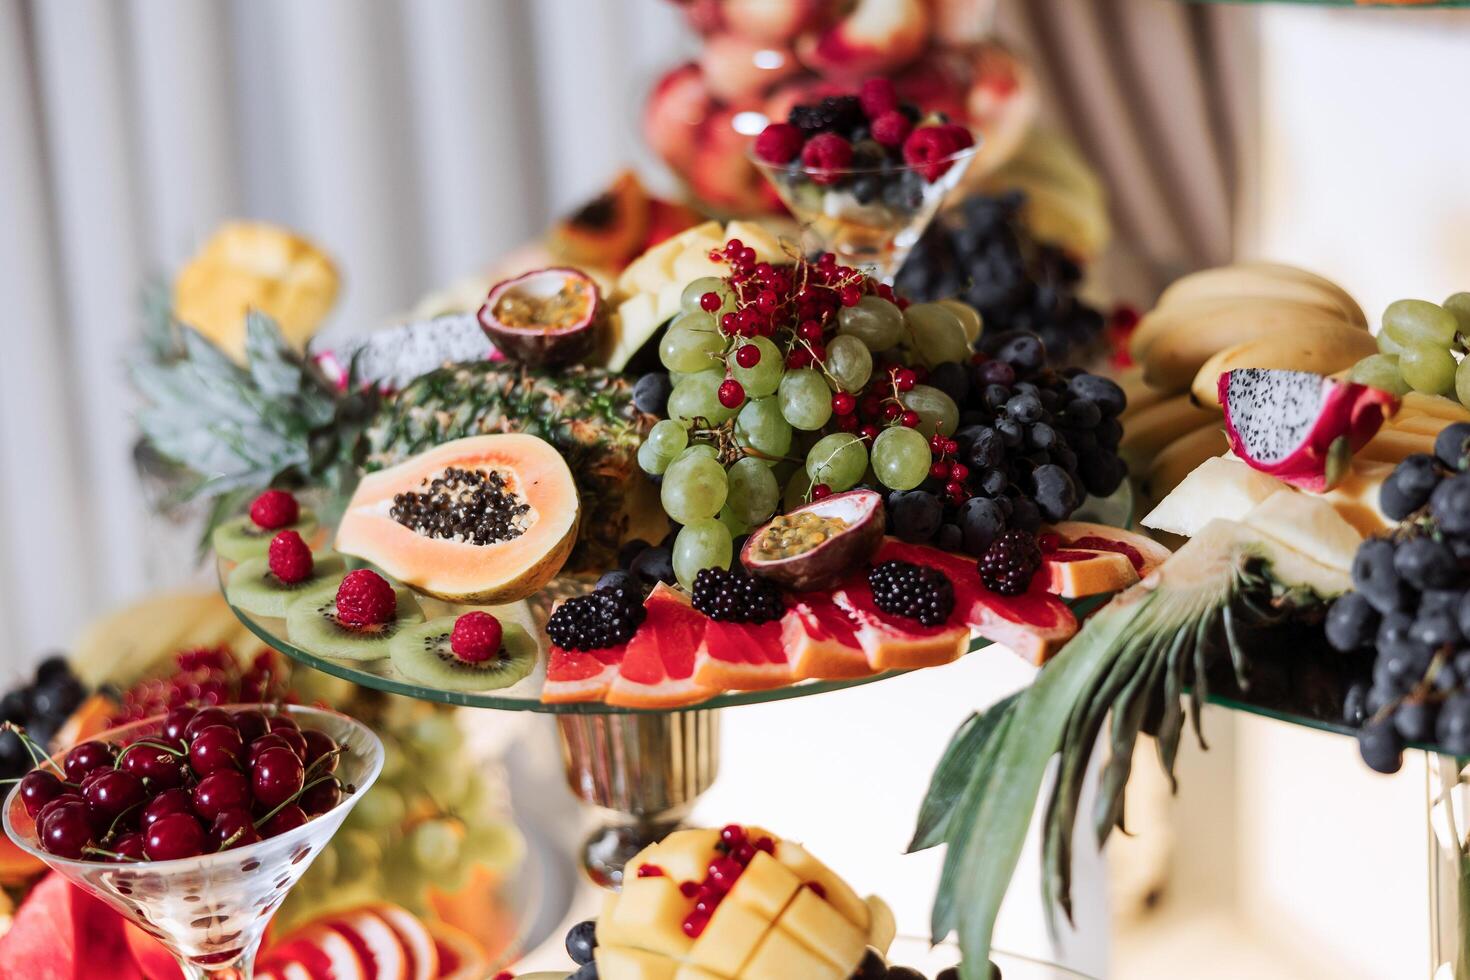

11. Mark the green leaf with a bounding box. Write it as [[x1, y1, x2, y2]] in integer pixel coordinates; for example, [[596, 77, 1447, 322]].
[[245, 312, 306, 399], [910, 694, 1019, 853]]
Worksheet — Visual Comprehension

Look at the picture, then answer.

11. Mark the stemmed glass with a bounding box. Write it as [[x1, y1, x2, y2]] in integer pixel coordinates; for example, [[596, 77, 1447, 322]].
[[3, 704, 384, 980], [749, 137, 980, 283]]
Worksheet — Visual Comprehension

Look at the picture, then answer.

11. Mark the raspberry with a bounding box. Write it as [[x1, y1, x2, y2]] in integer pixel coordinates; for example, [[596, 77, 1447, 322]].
[[859, 77, 898, 118], [249, 490, 299, 530], [267, 531, 314, 585], [977, 530, 1043, 596], [800, 133, 853, 186], [870, 110, 912, 149], [902, 124, 972, 182], [449, 611, 503, 663], [754, 122, 804, 164], [334, 569, 396, 627]]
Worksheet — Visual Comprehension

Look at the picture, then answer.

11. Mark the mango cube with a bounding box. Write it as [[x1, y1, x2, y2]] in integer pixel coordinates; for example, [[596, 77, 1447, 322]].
[[741, 926, 844, 980], [777, 887, 868, 969], [726, 851, 801, 921], [608, 875, 696, 958], [644, 829, 722, 885], [688, 895, 772, 976], [773, 841, 870, 932], [595, 945, 680, 980]]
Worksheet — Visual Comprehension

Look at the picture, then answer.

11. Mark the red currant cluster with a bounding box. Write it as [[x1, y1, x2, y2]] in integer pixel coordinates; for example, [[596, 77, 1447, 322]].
[[14, 705, 346, 863], [108, 647, 291, 726], [634, 823, 781, 940]]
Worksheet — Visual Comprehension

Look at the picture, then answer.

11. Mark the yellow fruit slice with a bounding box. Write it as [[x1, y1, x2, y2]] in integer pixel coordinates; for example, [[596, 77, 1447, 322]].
[[741, 927, 843, 980], [775, 887, 868, 969], [688, 897, 772, 976], [595, 945, 680, 980]]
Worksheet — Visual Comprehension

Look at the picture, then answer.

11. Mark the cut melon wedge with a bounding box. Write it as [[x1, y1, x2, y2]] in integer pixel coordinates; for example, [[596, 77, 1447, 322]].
[[1241, 489, 1363, 574], [605, 584, 714, 708], [1142, 455, 1284, 538]]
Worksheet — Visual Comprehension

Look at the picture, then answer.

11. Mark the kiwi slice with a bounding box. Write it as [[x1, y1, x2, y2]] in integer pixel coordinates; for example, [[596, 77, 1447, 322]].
[[212, 510, 319, 562], [389, 617, 536, 692], [225, 554, 346, 619], [284, 573, 425, 661]]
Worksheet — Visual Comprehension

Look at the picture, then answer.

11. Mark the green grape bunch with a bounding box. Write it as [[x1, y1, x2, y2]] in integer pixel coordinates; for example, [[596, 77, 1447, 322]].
[[1350, 293, 1470, 400]]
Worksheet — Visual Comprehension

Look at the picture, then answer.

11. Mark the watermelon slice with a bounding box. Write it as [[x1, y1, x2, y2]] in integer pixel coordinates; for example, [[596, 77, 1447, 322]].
[[692, 617, 791, 690], [877, 539, 1078, 664], [542, 640, 628, 703], [605, 584, 714, 708], [780, 593, 873, 680], [831, 575, 971, 671]]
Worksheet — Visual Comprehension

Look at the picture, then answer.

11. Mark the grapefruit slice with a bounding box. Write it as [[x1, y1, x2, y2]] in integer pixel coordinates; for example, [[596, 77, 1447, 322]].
[[1047, 521, 1171, 577], [781, 593, 873, 680], [292, 926, 369, 980], [1041, 548, 1137, 598], [259, 937, 339, 980], [369, 905, 437, 980], [605, 584, 715, 708], [831, 577, 970, 671], [692, 617, 792, 689], [877, 540, 1078, 664], [426, 921, 489, 980], [543, 640, 627, 703]]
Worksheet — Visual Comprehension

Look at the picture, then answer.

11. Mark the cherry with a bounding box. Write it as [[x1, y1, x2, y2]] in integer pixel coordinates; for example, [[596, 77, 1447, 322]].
[[274, 728, 308, 761], [183, 708, 233, 741], [120, 745, 185, 789], [162, 706, 196, 742], [63, 741, 116, 783], [247, 733, 296, 765], [39, 801, 93, 859], [111, 832, 146, 863], [145, 812, 207, 861], [259, 805, 307, 838], [210, 809, 260, 850], [232, 709, 269, 745], [189, 725, 244, 777], [36, 793, 84, 828], [143, 788, 196, 828], [266, 715, 300, 734], [251, 747, 305, 810], [299, 779, 341, 816], [300, 730, 339, 774], [19, 771, 65, 819], [192, 770, 251, 822], [83, 770, 146, 822]]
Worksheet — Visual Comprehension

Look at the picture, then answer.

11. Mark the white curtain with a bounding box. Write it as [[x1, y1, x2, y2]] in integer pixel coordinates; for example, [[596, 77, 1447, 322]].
[[0, 0, 694, 665]]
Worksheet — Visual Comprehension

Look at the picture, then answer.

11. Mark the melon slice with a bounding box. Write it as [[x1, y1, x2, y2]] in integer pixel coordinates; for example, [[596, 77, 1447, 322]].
[[605, 584, 714, 708], [1242, 489, 1363, 573], [543, 640, 628, 703], [693, 618, 792, 690], [780, 594, 873, 680], [1142, 455, 1283, 538], [335, 433, 579, 604], [830, 578, 969, 671]]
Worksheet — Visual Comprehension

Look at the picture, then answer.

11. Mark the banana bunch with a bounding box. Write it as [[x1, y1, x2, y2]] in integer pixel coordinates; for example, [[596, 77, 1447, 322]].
[[1120, 262, 1369, 507], [1356, 390, 1470, 464]]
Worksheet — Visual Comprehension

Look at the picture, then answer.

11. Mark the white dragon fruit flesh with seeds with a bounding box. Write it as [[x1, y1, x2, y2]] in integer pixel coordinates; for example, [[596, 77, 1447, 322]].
[[314, 313, 501, 393], [1219, 368, 1398, 492]]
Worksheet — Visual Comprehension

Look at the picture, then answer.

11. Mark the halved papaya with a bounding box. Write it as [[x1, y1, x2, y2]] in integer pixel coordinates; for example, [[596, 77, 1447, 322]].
[[336, 434, 579, 603]]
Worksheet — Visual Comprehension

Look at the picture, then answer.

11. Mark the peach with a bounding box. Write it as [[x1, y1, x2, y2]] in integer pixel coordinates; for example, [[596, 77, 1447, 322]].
[[643, 63, 714, 176], [795, 0, 930, 79], [720, 0, 831, 45], [700, 34, 802, 102]]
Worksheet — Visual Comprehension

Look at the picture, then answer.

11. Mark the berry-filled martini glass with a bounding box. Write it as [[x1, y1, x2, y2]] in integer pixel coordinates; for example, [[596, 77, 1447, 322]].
[[3, 703, 383, 980], [750, 81, 980, 283]]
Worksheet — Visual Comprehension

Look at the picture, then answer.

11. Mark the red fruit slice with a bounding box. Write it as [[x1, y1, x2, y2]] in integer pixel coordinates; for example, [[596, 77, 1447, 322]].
[[605, 584, 714, 708], [0, 874, 145, 980], [371, 905, 438, 980], [542, 641, 628, 703], [327, 910, 407, 980], [1047, 521, 1171, 575], [878, 539, 1077, 664], [1041, 549, 1136, 598], [781, 593, 874, 680], [260, 938, 338, 980], [693, 617, 792, 690], [831, 576, 970, 671], [288, 926, 369, 980], [426, 921, 488, 980]]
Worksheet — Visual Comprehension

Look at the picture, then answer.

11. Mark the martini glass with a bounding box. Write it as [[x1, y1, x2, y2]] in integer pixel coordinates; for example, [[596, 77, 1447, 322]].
[[3, 704, 384, 980], [749, 136, 980, 283]]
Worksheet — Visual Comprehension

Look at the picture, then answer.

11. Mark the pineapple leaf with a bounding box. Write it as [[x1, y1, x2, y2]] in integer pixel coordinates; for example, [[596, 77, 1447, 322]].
[[909, 695, 1018, 854], [244, 312, 306, 399]]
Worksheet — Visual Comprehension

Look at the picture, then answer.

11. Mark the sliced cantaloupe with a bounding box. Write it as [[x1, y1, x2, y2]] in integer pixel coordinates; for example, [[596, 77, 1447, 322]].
[[335, 433, 578, 603]]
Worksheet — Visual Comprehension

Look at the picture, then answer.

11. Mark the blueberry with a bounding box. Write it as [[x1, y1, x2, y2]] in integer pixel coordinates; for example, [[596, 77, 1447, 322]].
[[1376, 610, 1414, 649], [1438, 693, 1470, 756], [1422, 588, 1466, 615], [1430, 473, 1470, 536], [1030, 464, 1078, 522], [1325, 592, 1379, 652], [1066, 373, 1126, 416], [630, 546, 675, 586], [936, 523, 963, 552], [617, 538, 650, 569], [927, 361, 970, 405], [633, 372, 673, 415], [565, 919, 598, 965], [1435, 422, 1470, 470], [0, 690, 27, 724], [569, 963, 598, 980], [1358, 716, 1405, 774], [1394, 536, 1459, 590], [30, 676, 83, 720], [994, 332, 1046, 375], [958, 496, 1005, 556], [34, 655, 71, 685], [1009, 496, 1041, 532], [596, 570, 642, 603], [0, 730, 25, 773], [1381, 454, 1441, 520], [1351, 539, 1414, 614], [1005, 393, 1044, 424], [965, 427, 1005, 470], [851, 175, 882, 205], [891, 491, 943, 543]]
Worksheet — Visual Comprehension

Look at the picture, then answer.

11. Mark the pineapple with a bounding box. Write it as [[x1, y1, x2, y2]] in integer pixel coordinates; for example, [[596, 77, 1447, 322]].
[[133, 314, 658, 569]]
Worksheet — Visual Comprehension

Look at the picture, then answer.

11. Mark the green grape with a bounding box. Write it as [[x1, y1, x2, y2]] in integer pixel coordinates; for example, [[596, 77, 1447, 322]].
[[411, 713, 461, 752], [462, 824, 524, 873], [659, 312, 726, 373], [673, 518, 733, 590], [718, 503, 750, 538], [378, 736, 406, 781], [409, 818, 461, 872], [778, 368, 834, 430], [348, 785, 406, 831], [871, 425, 932, 491], [805, 433, 868, 492], [667, 370, 737, 425], [900, 384, 960, 437], [730, 336, 783, 397], [726, 456, 780, 525], [1348, 354, 1410, 396], [681, 276, 729, 313], [1457, 357, 1470, 407], [1377, 329, 1407, 357], [1384, 299, 1459, 350], [837, 295, 904, 351], [637, 439, 671, 475], [661, 454, 729, 523], [1446, 293, 1470, 336], [943, 299, 983, 343], [647, 419, 689, 457], [677, 443, 720, 462], [331, 831, 382, 887], [735, 397, 793, 463], [1399, 344, 1457, 396], [904, 303, 972, 366], [783, 467, 814, 510], [826, 334, 873, 392]]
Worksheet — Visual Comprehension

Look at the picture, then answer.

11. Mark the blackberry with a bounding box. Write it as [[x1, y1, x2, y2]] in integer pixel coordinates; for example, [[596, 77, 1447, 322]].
[[867, 561, 955, 627], [545, 587, 645, 651], [977, 529, 1043, 596], [691, 568, 784, 624]]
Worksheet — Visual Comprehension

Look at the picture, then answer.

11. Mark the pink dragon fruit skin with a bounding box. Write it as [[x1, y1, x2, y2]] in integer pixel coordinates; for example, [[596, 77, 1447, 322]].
[[1218, 368, 1400, 492], [312, 313, 501, 394]]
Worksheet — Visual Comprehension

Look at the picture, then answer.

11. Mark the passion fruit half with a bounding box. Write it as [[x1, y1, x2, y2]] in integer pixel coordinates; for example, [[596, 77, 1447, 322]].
[[478, 266, 604, 367], [742, 489, 884, 592]]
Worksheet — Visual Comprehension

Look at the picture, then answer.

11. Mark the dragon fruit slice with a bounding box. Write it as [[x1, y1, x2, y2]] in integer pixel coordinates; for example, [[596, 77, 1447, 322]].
[[1219, 368, 1398, 492], [313, 313, 501, 393]]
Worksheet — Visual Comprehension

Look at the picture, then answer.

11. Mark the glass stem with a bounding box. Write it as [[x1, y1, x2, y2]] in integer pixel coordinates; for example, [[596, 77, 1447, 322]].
[[177, 947, 256, 980]]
